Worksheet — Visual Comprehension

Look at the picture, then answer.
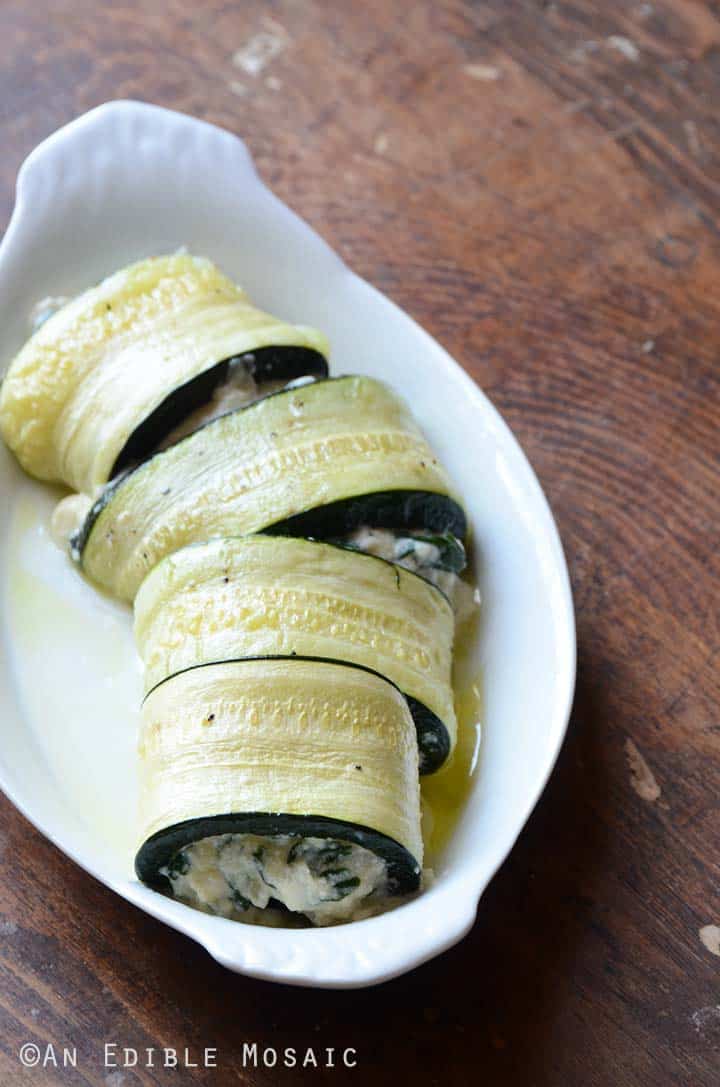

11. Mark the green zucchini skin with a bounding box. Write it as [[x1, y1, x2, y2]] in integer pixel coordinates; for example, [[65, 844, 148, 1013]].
[[71, 470, 132, 561], [73, 486, 465, 566], [142, 653, 451, 775], [406, 696, 451, 774], [136, 813, 421, 896], [266, 490, 467, 543], [111, 346, 328, 477]]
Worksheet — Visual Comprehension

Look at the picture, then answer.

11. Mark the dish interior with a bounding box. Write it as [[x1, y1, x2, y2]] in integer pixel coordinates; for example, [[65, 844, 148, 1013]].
[[0, 103, 573, 981]]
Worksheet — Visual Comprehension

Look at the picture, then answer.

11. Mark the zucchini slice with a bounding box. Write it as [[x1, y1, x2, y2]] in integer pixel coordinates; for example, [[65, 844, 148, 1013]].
[[76, 376, 466, 602], [0, 254, 329, 492], [135, 658, 423, 923], [134, 535, 457, 773]]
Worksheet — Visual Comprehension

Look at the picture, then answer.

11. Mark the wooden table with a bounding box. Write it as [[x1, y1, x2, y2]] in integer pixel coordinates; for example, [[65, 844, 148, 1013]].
[[0, 2, 718, 1083]]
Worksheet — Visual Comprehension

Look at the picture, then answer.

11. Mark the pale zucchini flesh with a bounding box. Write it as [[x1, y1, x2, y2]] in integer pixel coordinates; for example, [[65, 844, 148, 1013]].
[[77, 375, 466, 602], [0, 254, 329, 492], [134, 535, 457, 772]]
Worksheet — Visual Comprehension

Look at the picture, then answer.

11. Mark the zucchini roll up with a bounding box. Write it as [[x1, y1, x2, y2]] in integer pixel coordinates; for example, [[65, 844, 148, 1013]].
[[75, 375, 466, 602], [136, 658, 423, 926], [135, 535, 457, 772], [0, 254, 328, 493]]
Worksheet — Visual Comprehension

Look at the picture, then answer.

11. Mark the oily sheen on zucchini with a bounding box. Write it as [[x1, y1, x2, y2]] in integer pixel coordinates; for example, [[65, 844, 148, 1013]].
[[77, 376, 466, 601], [136, 658, 423, 924], [134, 535, 457, 772], [0, 254, 328, 492]]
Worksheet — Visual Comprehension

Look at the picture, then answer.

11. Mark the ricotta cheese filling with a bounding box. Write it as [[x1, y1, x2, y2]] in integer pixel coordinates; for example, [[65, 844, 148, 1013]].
[[340, 526, 480, 621], [29, 295, 72, 332], [162, 833, 390, 926]]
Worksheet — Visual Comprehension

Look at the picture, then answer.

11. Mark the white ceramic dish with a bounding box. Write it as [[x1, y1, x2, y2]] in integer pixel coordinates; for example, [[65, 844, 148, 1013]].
[[0, 101, 575, 988]]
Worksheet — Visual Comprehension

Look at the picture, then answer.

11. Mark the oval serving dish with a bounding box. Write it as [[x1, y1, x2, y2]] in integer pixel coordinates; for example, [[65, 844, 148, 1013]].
[[0, 101, 575, 988]]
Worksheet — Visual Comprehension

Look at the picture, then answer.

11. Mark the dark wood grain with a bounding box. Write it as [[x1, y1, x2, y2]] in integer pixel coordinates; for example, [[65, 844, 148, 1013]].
[[0, 1, 718, 1084]]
